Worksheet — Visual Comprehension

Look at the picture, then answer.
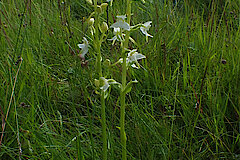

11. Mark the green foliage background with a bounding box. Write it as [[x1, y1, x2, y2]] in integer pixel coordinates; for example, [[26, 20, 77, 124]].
[[0, 0, 240, 159]]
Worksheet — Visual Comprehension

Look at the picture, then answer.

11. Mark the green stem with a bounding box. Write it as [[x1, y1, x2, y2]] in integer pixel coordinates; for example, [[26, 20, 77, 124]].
[[101, 92, 107, 160], [120, 58, 127, 160], [93, 1, 107, 160], [94, 3, 102, 76], [120, 0, 131, 159]]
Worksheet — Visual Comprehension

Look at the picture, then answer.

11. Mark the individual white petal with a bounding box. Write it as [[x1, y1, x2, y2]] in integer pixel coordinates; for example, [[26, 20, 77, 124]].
[[108, 81, 119, 85], [140, 28, 153, 37], [126, 58, 130, 64], [140, 27, 153, 37], [100, 84, 110, 92], [113, 27, 121, 34], [119, 58, 123, 63], [110, 21, 130, 31], [82, 37, 88, 44], [116, 15, 127, 21], [108, 36, 117, 41], [127, 49, 138, 56], [146, 32, 153, 38], [77, 44, 85, 48], [107, 79, 120, 85], [134, 53, 146, 60], [81, 48, 88, 57], [143, 21, 152, 29], [131, 64, 139, 69]]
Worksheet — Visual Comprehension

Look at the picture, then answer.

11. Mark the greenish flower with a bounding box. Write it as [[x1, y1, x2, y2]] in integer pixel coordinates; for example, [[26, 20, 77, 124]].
[[100, 77, 120, 92], [101, 22, 109, 33], [85, 0, 92, 5], [87, 18, 94, 26]]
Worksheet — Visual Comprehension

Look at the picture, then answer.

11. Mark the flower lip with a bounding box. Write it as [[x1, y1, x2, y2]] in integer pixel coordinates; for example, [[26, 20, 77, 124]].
[[108, 27, 125, 43]]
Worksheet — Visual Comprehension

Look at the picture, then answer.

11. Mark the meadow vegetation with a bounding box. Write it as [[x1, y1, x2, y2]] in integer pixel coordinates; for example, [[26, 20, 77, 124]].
[[0, 0, 240, 159]]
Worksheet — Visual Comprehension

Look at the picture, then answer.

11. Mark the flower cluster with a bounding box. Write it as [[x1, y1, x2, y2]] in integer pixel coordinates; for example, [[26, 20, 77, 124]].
[[77, 14, 153, 92]]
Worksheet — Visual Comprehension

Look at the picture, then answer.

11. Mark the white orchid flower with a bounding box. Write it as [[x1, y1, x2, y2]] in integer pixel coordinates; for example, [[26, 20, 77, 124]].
[[110, 15, 130, 31], [108, 27, 125, 45], [140, 21, 153, 41], [100, 77, 120, 92], [127, 49, 146, 68], [119, 49, 146, 69], [77, 37, 89, 59]]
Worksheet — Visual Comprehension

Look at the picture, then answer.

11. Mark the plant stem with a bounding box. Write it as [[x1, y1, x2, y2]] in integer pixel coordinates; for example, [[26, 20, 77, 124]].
[[120, 59, 127, 160], [101, 92, 107, 160], [93, 1, 107, 160], [94, 2, 102, 76], [120, 0, 131, 159]]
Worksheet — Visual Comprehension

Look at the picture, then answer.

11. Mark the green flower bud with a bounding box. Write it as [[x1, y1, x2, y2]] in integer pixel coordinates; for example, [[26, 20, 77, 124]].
[[96, 5, 102, 14], [94, 79, 100, 87], [85, 0, 92, 5], [88, 18, 94, 26], [103, 59, 111, 66], [101, 22, 108, 33], [100, 3, 108, 12]]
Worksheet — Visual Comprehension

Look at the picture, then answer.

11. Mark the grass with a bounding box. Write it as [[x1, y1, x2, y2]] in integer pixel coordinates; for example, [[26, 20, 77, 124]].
[[1, 0, 240, 159]]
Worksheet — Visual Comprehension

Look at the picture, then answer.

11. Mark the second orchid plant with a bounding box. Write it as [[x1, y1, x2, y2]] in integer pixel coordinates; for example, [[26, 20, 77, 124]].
[[77, 0, 153, 159]]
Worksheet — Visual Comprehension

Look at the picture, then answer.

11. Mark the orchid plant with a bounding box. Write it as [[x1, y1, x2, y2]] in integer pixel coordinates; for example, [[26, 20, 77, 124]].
[[77, 0, 153, 159]]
